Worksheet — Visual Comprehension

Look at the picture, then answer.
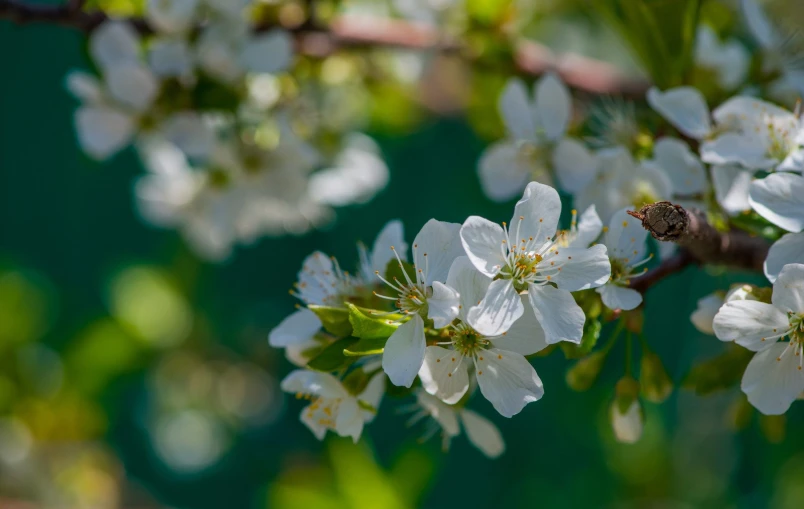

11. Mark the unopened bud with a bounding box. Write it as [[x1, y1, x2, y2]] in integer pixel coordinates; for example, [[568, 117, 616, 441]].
[[611, 377, 643, 443], [623, 309, 644, 333], [639, 350, 673, 403], [566, 351, 607, 391]]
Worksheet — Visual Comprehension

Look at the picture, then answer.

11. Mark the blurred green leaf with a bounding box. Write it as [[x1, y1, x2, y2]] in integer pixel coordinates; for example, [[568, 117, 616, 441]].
[[307, 337, 358, 372], [328, 439, 410, 509], [346, 303, 398, 341], [683, 344, 753, 395], [0, 270, 54, 349], [308, 305, 353, 337]]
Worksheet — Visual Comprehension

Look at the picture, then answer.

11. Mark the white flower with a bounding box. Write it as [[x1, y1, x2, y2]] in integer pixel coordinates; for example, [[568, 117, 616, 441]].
[[89, 21, 141, 72], [595, 209, 652, 311], [478, 74, 595, 201], [765, 232, 804, 283], [378, 220, 463, 387], [308, 133, 390, 207], [411, 390, 505, 458], [358, 220, 408, 283], [694, 25, 750, 90], [711, 164, 754, 216], [417, 257, 547, 417], [691, 285, 758, 335], [650, 138, 709, 198], [558, 205, 603, 249], [146, 0, 199, 34], [647, 86, 713, 140], [610, 400, 643, 444], [148, 38, 195, 79], [158, 112, 216, 161], [460, 182, 610, 341], [196, 25, 294, 84], [713, 263, 804, 414], [700, 97, 804, 172], [575, 147, 672, 223], [281, 370, 385, 442]]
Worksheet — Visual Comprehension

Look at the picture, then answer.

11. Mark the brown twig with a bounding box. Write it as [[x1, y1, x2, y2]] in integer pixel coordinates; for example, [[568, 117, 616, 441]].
[[628, 201, 769, 271], [630, 249, 694, 294], [0, 0, 649, 96]]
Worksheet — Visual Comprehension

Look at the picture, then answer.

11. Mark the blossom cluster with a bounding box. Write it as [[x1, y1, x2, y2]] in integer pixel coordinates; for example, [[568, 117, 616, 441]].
[[67, 3, 390, 260]]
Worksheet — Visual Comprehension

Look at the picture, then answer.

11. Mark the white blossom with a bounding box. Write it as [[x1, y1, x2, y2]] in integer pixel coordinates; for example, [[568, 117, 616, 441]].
[[478, 74, 595, 201], [694, 25, 750, 90], [691, 285, 759, 335], [610, 400, 643, 444], [281, 370, 385, 442], [146, 0, 199, 35], [417, 257, 547, 417], [713, 263, 804, 414], [595, 209, 652, 311], [460, 181, 610, 342]]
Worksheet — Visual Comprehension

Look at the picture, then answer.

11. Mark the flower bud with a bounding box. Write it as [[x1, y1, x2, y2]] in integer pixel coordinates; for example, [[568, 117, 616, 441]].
[[611, 377, 643, 443], [623, 309, 644, 333], [639, 350, 673, 403], [566, 351, 607, 391]]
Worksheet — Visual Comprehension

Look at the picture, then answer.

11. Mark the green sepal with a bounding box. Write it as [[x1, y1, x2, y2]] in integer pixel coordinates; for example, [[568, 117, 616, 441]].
[[308, 305, 352, 337], [560, 318, 602, 359], [306, 337, 358, 372], [342, 368, 375, 395], [343, 336, 388, 357], [682, 344, 752, 395], [346, 303, 399, 340]]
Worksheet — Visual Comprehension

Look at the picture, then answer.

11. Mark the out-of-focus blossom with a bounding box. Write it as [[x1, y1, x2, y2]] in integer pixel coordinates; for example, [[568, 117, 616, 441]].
[[695, 25, 750, 90]]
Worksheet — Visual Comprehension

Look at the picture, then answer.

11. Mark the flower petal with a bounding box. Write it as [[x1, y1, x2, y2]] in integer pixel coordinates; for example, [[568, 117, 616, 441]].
[[772, 263, 804, 314], [75, 106, 135, 160], [460, 409, 505, 458], [690, 293, 725, 335], [489, 296, 548, 356], [499, 78, 536, 140], [429, 281, 461, 328], [475, 348, 544, 417], [610, 401, 643, 443], [651, 137, 708, 195], [749, 173, 804, 233], [269, 308, 322, 347], [605, 208, 649, 263], [414, 219, 464, 285], [477, 140, 535, 202], [89, 21, 141, 71], [712, 164, 753, 215], [418, 346, 470, 404], [382, 314, 426, 388], [646, 86, 711, 139], [446, 256, 491, 321], [466, 279, 524, 336], [597, 284, 643, 311], [740, 0, 778, 49], [527, 285, 585, 344], [541, 244, 611, 291], [358, 373, 386, 423], [534, 73, 571, 141], [569, 205, 603, 248], [701, 132, 776, 170], [240, 29, 294, 74], [334, 398, 364, 443], [510, 181, 561, 246], [553, 138, 598, 194], [766, 234, 804, 283], [741, 343, 804, 415], [370, 219, 407, 275], [460, 216, 507, 277], [281, 370, 347, 399], [712, 300, 790, 350], [416, 391, 460, 436]]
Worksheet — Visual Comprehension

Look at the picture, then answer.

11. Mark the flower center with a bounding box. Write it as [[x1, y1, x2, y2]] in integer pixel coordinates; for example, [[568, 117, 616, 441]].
[[374, 245, 431, 319], [496, 216, 566, 291], [764, 120, 794, 161], [451, 323, 490, 357], [304, 395, 343, 430]]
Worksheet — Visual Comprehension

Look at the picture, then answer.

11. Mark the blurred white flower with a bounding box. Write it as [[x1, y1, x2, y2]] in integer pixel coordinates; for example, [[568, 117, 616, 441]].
[[595, 209, 652, 311], [711, 164, 754, 216], [146, 0, 199, 35], [695, 25, 750, 90], [691, 285, 758, 335], [610, 399, 643, 444]]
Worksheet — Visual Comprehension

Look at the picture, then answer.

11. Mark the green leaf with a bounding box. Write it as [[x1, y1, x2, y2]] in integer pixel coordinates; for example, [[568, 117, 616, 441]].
[[192, 73, 242, 112], [344, 336, 388, 357], [682, 344, 753, 395], [308, 305, 352, 337], [307, 337, 358, 372], [347, 303, 398, 340]]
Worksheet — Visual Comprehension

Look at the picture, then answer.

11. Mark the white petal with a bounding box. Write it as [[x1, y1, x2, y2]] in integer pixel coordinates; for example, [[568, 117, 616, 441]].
[[105, 64, 158, 111], [701, 133, 776, 170], [611, 401, 643, 443], [712, 164, 753, 215], [382, 314, 426, 388], [772, 263, 804, 313], [285, 338, 321, 367], [65, 71, 103, 103], [766, 234, 804, 283], [447, 256, 492, 321], [510, 181, 561, 246], [569, 205, 603, 248], [489, 296, 548, 356], [75, 106, 135, 160], [477, 141, 533, 202], [749, 173, 804, 232], [741, 0, 778, 49], [646, 86, 711, 139], [712, 300, 790, 350], [553, 138, 598, 194], [597, 284, 643, 311], [460, 216, 507, 277], [269, 308, 322, 347], [460, 409, 505, 458], [541, 244, 611, 291], [499, 78, 536, 140], [651, 137, 708, 195], [90, 21, 141, 71], [296, 251, 337, 306], [418, 346, 470, 404], [534, 73, 571, 141], [690, 293, 725, 335], [334, 398, 364, 443], [370, 219, 407, 275], [605, 208, 649, 262], [358, 373, 386, 423], [467, 279, 524, 336], [280, 370, 347, 399], [741, 343, 804, 415], [413, 219, 464, 285], [146, 0, 198, 34], [300, 406, 328, 440], [240, 29, 294, 74], [148, 38, 194, 78], [713, 96, 794, 128], [160, 112, 215, 160], [475, 348, 544, 417], [428, 282, 461, 328], [527, 285, 585, 344], [416, 391, 460, 436]]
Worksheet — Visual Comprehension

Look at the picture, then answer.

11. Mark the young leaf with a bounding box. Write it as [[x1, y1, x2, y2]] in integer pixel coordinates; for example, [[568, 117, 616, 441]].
[[344, 336, 388, 357], [306, 337, 358, 372], [308, 305, 352, 337], [346, 303, 398, 340]]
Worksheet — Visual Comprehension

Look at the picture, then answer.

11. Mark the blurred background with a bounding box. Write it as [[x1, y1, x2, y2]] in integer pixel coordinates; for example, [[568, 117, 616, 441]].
[[3, 0, 804, 507]]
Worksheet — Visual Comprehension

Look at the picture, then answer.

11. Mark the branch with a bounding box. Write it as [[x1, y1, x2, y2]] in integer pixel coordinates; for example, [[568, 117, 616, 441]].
[[0, 0, 649, 96], [628, 201, 770, 271], [629, 250, 694, 294]]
